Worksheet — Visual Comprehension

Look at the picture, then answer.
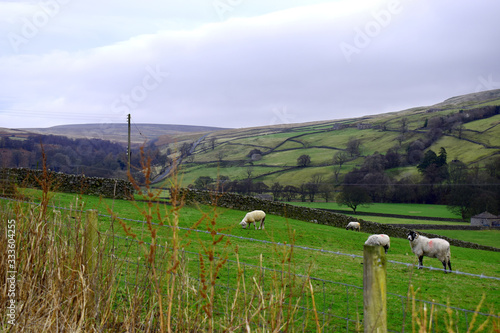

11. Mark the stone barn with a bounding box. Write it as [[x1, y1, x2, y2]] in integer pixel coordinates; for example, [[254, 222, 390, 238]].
[[470, 212, 500, 227]]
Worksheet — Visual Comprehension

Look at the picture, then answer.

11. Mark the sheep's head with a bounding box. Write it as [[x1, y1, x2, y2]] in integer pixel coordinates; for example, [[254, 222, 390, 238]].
[[239, 220, 248, 228], [407, 230, 419, 241]]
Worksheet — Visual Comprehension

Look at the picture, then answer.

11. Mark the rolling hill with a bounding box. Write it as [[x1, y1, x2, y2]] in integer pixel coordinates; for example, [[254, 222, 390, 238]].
[[3, 89, 500, 191], [15, 123, 229, 145], [151, 89, 500, 189]]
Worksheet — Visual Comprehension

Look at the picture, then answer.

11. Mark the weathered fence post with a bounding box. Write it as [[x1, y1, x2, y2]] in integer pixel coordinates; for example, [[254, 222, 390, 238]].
[[85, 209, 99, 316], [363, 245, 387, 333]]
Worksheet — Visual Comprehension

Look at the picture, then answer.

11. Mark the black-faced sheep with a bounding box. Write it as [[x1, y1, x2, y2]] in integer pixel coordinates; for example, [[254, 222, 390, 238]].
[[346, 221, 360, 232], [239, 210, 266, 230], [364, 234, 390, 253], [407, 230, 452, 273]]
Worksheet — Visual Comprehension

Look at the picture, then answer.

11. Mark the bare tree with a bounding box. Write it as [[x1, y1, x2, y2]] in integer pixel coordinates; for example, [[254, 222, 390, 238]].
[[246, 167, 253, 179], [333, 151, 348, 182], [216, 150, 225, 163], [271, 182, 283, 201], [454, 122, 464, 139], [346, 137, 361, 157], [400, 117, 409, 135], [209, 136, 217, 150], [306, 174, 323, 202], [319, 183, 335, 202]]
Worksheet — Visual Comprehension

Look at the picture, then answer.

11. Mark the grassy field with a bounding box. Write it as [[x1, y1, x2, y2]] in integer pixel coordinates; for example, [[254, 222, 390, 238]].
[[285, 202, 500, 248], [6, 189, 499, 330], [419, 229, 500, 249], [286, 201, 462, 219]]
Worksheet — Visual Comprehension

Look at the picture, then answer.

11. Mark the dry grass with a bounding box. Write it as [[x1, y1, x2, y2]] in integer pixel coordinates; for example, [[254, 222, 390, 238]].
[[409, 286, 499, 333], [0, 148, 320, 332]]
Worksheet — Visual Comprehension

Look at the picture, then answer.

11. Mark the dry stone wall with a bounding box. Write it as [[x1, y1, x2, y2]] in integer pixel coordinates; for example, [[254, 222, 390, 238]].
[[181, 189, 500, 252], [2, 168, 134, 199]]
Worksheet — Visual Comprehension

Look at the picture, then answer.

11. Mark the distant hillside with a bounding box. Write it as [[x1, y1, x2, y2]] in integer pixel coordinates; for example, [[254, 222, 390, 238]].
[[3, 88, 500, 193], [153, 89, 500, 194], [434, 89, 500, 107], [19, 123, 229, 144]]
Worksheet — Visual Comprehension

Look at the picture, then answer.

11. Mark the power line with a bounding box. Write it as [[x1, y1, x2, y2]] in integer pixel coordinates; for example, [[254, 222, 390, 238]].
[[0, 109, 124, 120]]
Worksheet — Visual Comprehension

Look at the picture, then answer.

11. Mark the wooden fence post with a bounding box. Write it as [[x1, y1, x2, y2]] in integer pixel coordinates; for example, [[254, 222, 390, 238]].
[[85, 209, 98, 316], [363, 245, 387, 333]]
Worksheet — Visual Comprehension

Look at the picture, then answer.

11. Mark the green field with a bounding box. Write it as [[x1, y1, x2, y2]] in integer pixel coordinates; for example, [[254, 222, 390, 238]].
[[286, 201, 461, 219], [419, 229, 500, 249], [8, 189, 499, 327]]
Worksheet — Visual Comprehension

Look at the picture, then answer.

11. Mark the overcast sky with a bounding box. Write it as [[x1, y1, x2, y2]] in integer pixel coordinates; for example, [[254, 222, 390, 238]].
[[1, 0, 500, 130]]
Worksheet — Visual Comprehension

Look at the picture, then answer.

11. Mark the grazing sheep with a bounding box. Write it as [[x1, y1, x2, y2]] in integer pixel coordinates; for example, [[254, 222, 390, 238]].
[[346, 221, 361, 232], [364, 234, 391, 253], [239, 210, 266, 230], [407, 230, 452, 273]]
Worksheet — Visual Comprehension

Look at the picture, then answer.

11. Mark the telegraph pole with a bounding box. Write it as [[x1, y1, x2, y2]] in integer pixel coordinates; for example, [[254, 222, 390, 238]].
[[127, 114, 131, 175]]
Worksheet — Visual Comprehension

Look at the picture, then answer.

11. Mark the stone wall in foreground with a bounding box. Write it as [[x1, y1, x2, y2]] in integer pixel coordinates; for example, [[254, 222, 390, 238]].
[[1, 168, 134, 199]]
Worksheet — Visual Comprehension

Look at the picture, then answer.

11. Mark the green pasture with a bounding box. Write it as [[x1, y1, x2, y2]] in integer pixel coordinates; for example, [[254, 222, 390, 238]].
[[463, 114, 500, 132], [192, 143, 251, 162], [429, 135, 494, 164], [177, 163, 284, 187], [419, 229, 500, 249], [225, 132, 303, 148], [386, 111, 427, 130], [272, 140, 304, 150], [10, 189, 500, 320], [292, 128, 360, 148], [259, 147, 335, 166], [467, 131, 500, 148], [256, 165, 335, 185], [298, 129, 413, 156], [287, 202, 461, 219], [348, 215, 466, 226]]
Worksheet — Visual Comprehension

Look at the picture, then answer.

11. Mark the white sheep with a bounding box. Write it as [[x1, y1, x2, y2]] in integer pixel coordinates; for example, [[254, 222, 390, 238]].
[[407, 230, 452, 273], [239, 210, 266, 230], [345, 221, 361, 232], [364, 234, 391, 253]]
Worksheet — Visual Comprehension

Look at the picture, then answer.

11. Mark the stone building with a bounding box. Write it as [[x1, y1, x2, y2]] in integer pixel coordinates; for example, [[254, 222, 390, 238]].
[[470, 212, 500, 227]]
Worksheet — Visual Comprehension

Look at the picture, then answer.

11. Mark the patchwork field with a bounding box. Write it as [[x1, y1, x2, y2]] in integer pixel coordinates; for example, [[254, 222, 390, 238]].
[[155, 97, 500, 189]]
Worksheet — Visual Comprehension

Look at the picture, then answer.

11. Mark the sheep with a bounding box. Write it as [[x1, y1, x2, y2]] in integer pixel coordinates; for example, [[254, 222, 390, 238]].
[[364, 234, 391, 253], [407, 230, 452, 273], [239, 210, 266, 230], [346, 221, 361, 232]]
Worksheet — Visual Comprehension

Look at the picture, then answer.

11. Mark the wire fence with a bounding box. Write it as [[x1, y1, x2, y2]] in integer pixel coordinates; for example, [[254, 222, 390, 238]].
[[2, 196, 499, 332], [105, 233, 499, 333], [105, 211, 500, 281]]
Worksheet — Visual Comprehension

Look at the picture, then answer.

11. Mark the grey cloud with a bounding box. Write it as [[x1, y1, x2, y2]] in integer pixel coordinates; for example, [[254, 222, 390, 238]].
[[1, 0, 500, 129]]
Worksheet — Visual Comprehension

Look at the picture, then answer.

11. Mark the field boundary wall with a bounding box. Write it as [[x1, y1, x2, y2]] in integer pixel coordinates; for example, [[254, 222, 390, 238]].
[[1, 167, 134, 199], [389, 224, 500, 230]]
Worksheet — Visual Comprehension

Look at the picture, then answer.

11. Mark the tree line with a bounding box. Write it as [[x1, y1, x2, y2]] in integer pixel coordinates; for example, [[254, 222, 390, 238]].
[[0, 134, 169, 180], [189, 144, 500, 219]]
